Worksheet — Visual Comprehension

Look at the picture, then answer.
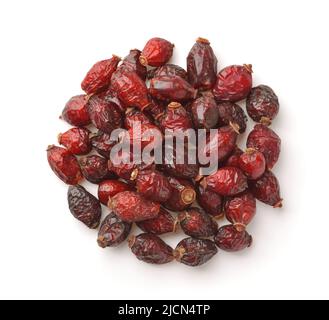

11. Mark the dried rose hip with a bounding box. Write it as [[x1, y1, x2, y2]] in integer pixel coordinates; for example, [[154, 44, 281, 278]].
[[67, 185, 102, 229], [179, 207, 218, 238], [90, 131, 118, 158], [148, 64, 188, 80], [224, 146, 243, 167], [217, 101, 248, 133], [214, 225, 252, 252], [109, 191, 160, 222], [97, 213, 132, 248], [47, 145, 83, 185], [196, 182, 223, 218], [164, 177, 196, 212], [249, 170, 282, 208], [80, 155, 114, 184], [137, 208, 177, 235], [202, 167, 248, 196], [187, 37, 218, 90], [58, 128, 91, 155], [133, 169, 172, 203], [174, 237, 218, 267], [140, 37, 174, 67], [145, 98, 166, 121], [239, 148, 266, 180], [88, 95, 123, 134], [61, 95, 91, 127], [247, 124, 281, 169], [224, 192, 256, 231], [191, 93, 219, 129], [98, 180, 132, 205], [246, 85, 279, 125], [81, 55, 121, 95], [129, 233, 174, 264], [121, 49, 147, 81], [213, 64, 253, 102], [149, 75, 197, 102], [110, 68, 150, 110], [124, 108, 152, 130]]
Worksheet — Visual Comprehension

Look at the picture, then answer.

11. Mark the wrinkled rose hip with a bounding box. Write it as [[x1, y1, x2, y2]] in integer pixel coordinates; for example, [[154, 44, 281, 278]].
[[224, 146, 243, 167], [217, 102, 248, 133], [98, 180, 132, 206], [124, 108, 152, 130], [80, 155, 114, 184], [239, 148, 266, 180], [58, 127, 91, 155], [148, 64, 188, 80], [91, 131, 118, 158], [121, 49, 147, 81], [61, 95, 91, 127]]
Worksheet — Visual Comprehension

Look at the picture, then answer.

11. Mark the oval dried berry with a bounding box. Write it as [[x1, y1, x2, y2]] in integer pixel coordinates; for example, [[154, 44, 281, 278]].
[[61, 95, 91, 127], [239, 148, 266, 180], [217, 101, 248, 133], [98, 180, 132, 206], [148, 64, 188, 80], [80, 155, 114, 184], [224, 146, 243, 167], [58, 127, 91, 155], [121, 49, 147, 81], [124, 108, 152, 130], [91, 131, 118, 158]]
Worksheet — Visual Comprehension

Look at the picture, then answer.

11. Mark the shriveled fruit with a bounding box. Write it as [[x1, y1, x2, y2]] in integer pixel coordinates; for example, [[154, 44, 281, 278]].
[[247, 85, 279, 125], [58, 128, 91, 155], [239, 148, 266, 180], [81, 55, 120, 95], [140, 37, 174, 67], [61, 95, 91, 127], [179, 207, 218, 238], [224, 192, 256, 231], [187, 37, 218, 90], [196, 182, 223, 218], [67, 185, 102, 229], [47, 145, 82, 185], [137, 208, 177, 235], [97, 213, 132, 248], [148, 64, 188, 80], [98, 180, 132, 206], [124, 108, 152, 130], [249, 170, 282, 208], [213, 64, 253, 102], [90, 131, 118, 158], [121, 49, 147, 80], [247, 124, 281, 169], [224, 146, 243, 167], [217, 101, 248, 133], [128, 233, 174, 264], [145, 98, 166, 121], [80, 155, 114, 184], [109, 191, 160, 222], [214, 225, 252, 252], [174, 238, 218, 267]]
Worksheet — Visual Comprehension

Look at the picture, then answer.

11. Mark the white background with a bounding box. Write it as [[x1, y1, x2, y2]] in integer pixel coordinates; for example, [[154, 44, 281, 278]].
[[0, 0, 328, 300]]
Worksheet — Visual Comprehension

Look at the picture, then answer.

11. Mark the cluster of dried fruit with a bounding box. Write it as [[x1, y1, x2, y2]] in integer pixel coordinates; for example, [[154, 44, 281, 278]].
[[47, 37, 282, 267]]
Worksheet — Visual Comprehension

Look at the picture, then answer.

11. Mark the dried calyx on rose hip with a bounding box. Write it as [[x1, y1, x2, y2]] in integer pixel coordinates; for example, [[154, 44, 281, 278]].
[[61, 95, 91, 127], [148, 64, 188, 80], [80, 155, 114, 184], [58, 127, 91, 155], [98, 180, 133, 206], [238, 148, 266, 180]]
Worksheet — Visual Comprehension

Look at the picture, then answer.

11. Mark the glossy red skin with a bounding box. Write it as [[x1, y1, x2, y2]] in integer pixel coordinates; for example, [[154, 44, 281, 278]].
[[81, 55, 120, 95], [61, 95, 91, 127], [47, 145, 83, 185], [191, 94, 219, 129], [58, 128, 91, 155], [239, 149, 266, 180], [124, 108, 152, 130], [214, 225, 252, 252], [135, 169, 172, 203], [246, 85, 279, 123], [110, 69, 150, 110], [140, 38, 174, 67], [224, 192, 256, 230], [187, 38, 218, 90], [137, 208, 176, 235], [217, 102, 248, 133], [87, 96, 123, 134], [249, 170, 282, 207], [148, 64, 188, 80], [159, 103, 193, 132], [179, 207, 218, 238], [129, 233, 174, 264], [164, 177, 196, 212], [213, 65, 253, 102], [90, 131, 118, 158], [98, 180, 132, 205], [202, 126, 238, 162], [80, 155, 114, 184], [149, 75, 197, 102], [204, 167, 248, 196], [224, 146, 243, 167], [121, 49, 147, 81], [109, 191, 160, 222], [67, 185, 102, 229], [174, 237, 218, 267], [97, 213, 132, 248], [247, 124, 281, 169], [196, 182, 223, 218]]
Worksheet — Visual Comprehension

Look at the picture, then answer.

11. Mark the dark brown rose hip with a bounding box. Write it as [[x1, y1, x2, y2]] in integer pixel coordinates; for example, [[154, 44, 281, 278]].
[[80, 155, 114, 184], [217, 101, 248, 133]]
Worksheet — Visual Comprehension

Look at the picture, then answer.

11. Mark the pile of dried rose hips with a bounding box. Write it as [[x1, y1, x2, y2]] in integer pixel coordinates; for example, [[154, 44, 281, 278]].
[[47, 37, 282, 267]]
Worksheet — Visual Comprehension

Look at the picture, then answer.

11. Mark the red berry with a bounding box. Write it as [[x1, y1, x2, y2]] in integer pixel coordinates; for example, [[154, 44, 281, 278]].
[[124, 108, 152, 130], [121, 49, 147, 81], [90, 131, 118, 158], [187, 37, 218, 90], [214, 225, 252, 252], [58, 128, 91, 155], [247, 124, 281, 169], [217, 101, 248, 133], [109, 191, 160, 222], [239, 148, 266, 180], [80, 155, 114, 184], [224, 192, 256, 231], [98, 180, 133, 206], [145, 98, 166, 121], [148, 64, 188, 80], [249, 170, 283, 208], [224, 146, 243, 167], [47, 145, 83, 185], [213, 64, 253, 102], [61, 95, 91, 127], [140, 37, 174, 67], [81, 55, 121, 95]]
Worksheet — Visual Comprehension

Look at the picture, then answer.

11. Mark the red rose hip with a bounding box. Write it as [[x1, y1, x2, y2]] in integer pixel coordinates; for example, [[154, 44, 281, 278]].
[[61, 95, 91, 127], [98, 180, 132, 206], [239, 148, 266, 180], [58, 128, 91, 155], [148, 64, 188, 80], [80, 155, 114, 184], [224, 146, 243, 167], [121, 49, 147, 81]]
